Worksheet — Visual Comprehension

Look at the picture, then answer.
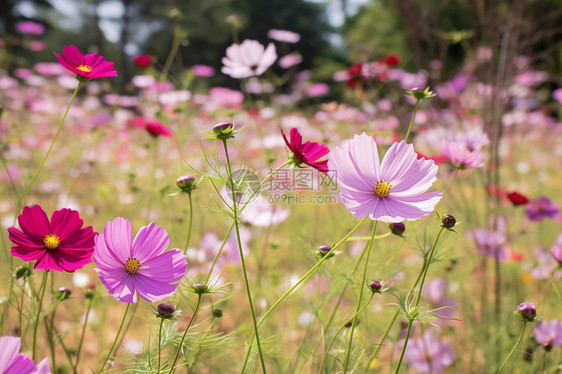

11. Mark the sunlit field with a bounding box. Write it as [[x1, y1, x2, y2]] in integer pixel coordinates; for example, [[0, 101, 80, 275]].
[[1, 1, 562, 373]]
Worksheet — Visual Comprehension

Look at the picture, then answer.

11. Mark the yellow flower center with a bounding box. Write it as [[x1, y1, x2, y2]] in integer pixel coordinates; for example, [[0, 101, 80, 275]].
[[125, 258, 141, 274], [374, 181, 391, 198], [43, 234, 60, 250], [77, 64, 93, 73]]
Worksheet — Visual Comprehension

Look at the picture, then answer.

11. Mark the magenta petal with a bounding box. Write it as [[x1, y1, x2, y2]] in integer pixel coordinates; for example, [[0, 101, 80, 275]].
[[140, 248, 187, 283], [61, 45, 84, 68], [289, 127, 303, 148], [50, 209, 83, 241], [56, 250, 92, 272], [5, 353, 37, 374], [18, 205, 50, 241], [34, 251, 64, 272], [101, 271, 137, 303], [0, 336, 21, 372], [33, 358, 51, 374], [134, 274, 179, 302], [10, 245, 45, 262], [131, 223, 170, 263], [93, 232, 124, 269], [60, 226, 96, 250], [8, 227, 44, 249]]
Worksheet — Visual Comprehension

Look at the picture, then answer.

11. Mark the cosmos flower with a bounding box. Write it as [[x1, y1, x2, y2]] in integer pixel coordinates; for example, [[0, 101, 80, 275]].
[[55, 45, 117, 80], [441, 140, 484, 169], [469, 228, 510, 261], [222, 40, 277, 79], [526, 196, 559, 221], [403, 330, 454, 373], [507, 191, 530, 206], [533, 320, 562, 349], [15, 21, 45, 35], [192, 64, 215, 77], [132, 54, 152, 68], [0, 336, 51, 373], [8, 205, 96, 272], [93, 218, 187, 303], [145, 121, 172, 138], [422, 277, 457, 327], [327, 133, 442, 223], [551, 234, 562, 263], [282, 127, 330, 174]]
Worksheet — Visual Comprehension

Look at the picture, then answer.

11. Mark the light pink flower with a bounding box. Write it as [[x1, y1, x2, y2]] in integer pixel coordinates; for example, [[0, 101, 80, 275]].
[[268, 29, 300, 43], [279, 53, 302, 69], [404, 331, 454, 373], [441, 141, 484, 169], [222, 40, 277, 79], [192, 64, 215, 77]]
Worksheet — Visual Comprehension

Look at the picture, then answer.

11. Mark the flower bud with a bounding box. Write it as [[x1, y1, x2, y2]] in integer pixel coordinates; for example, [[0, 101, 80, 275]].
[[157, 303, 176, 318], [389, 222, 405, 236], [212, 308, 223, 318], [369, 280, 382, 293], [405, 86, 436, 100], [85, 283, 96, 299], [317, 245, 334, 259], [56, 287, 72, 300], [441, 214, 456, 228], [516, 302, 537, 321], [212, 122, 235, 140], [14, 265, 32, 280], [191, 282, 209, 295], [168, 8, 183, 21], [176, 175, 196, 193]]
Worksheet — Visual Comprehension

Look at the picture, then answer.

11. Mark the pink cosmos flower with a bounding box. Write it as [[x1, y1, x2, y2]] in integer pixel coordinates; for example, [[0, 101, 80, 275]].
[[55, 45, 117, 79], [282, 127, 330, 174], [422, 278, 457, 327], [8, 205, 97, 272], [469, 228, 510, 261], [0, 336, 50, 373], [145, 121, 172, 138], [328, 133, 442, 223], [533, 320, 562, 349], [403, 331, 454, 373], [93, 218, 187, 303], [192, 65, 215, 77], [222, 40, 277, 79], [552, 234, 562, 263], [16, 21, 45, 35], [267, 29, 301, 43], [305, 83, 329, 97], [441, 141, 484, 169], [526, 196, 559, 221], [279, 53, 302, 69]]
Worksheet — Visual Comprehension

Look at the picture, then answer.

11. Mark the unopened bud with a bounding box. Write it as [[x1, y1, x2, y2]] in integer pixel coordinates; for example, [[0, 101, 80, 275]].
[[441, 214, 456, 228]]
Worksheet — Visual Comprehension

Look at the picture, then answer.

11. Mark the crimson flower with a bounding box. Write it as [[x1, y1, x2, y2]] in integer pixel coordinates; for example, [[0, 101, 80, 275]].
[[281, 127, 329, 174], [507, 191, 530, 206], [133, 54, 152, 68], [380, 54, 401, 67], [146, 121, 172, 138], [55, 45, 117, 80], [346, 63, 365, 88], [8, 205, 97, 272]]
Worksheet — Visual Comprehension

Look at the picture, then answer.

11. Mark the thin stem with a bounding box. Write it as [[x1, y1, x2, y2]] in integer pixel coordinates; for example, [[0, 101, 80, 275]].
[[97, 303, 131, 374], [19, 277, 25, 337], [241, 217, 370, 372], [73, 293, 95, 373], [394, 319, 414, 374], [145, 137, 158, 222], [15, 82, 83, 219], [414, 227, 446, 307], [159, 24, 182, 82], [343, 221, 378, 372], [497, 321, 526, 374], [222, 140, 267, 373], [442, 168, 460, 196], [183, 192, 193, 253], [319, 293, 375, 374], [32, 271, 49, 360], [157, 318, 165, 373], [168, 294, 202, 373], [404, 98, 420, 143], [364, 310, 399, 373]]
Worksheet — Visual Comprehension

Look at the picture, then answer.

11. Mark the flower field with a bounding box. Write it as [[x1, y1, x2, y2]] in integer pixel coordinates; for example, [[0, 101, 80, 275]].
[[1, 4, 562, 374]]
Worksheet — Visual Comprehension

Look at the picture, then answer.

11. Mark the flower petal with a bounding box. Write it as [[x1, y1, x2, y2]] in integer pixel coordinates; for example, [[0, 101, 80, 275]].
[[34, 251, 64, 272], [131, 223, 170, 263], [133, 274, 180, 303], [18, 205, 50, 242], [50, 208, 83, 242], [140, 248, 187, 283], [102, 217, 132, 263]]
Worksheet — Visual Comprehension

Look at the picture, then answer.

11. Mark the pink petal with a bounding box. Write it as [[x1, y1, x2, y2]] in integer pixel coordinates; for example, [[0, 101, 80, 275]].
[[131, 223, 170, 263], [348, 132, 381, 184], [93, 232, 125, 270], [102, 217, 132, 263], [0, 336, 21, 372], [380, 141, 417, 183], [140, 248, 187, 283], [134, 274, 180, 302], [100, 271, 137, 303]]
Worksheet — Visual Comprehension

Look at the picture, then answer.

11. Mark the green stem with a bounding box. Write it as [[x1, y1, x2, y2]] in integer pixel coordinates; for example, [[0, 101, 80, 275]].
[[404, 98, 420, 143], [222, 140, 267, 373], [241, 217, 370, 372], [442, 168, 460, 196], [364, 310, 399, 373], [319, 293, 375, 374], [15, 82, 83, 219], [183, 192, 193, 253], [394, 319, 413, 374], [32, 271, 49, 360], [414, 227, 445, 307], [159, 24, 182, 82], [168, 294, 202, 373], [497, 321, 526, 374], [343, 221, 378, 372], [73, 293, 95, 372], [157, 318, 165, 373], [98, 303, 131, 374]]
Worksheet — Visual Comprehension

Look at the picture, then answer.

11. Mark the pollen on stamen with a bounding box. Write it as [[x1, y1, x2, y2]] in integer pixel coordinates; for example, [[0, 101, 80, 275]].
[[77, 64, 93, 73], [125, 258, 141, 274], [43, 234, 60, 250], [374, 181, 391, 198]]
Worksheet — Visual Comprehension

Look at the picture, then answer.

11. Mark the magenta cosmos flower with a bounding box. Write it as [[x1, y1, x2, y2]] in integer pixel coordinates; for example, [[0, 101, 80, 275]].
[[282, 127, 330, 174], [8, 205, 96, 272], [222, 39, 277, 79], [145, 121, 172, 138], [0, 336, 50, 374], [55, 45, 117, 79], [93, 218, 187, 303], [328, 133, 442, 223], [526, 196, 559, 221]]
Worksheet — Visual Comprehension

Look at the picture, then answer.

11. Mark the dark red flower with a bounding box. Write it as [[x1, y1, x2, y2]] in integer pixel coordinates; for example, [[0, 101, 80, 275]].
[[380, 54, 401, 67], [133, 54, 152, 68], [507, 191, 530, 206], [8, 205, 97, 272], [346, 63, 365, 88], [146, 121, 172, 138], [281, 128, 329, 174], [416, 152, 448, 164]]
